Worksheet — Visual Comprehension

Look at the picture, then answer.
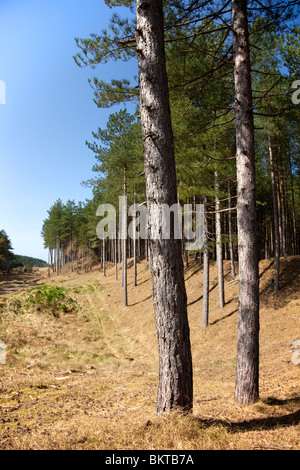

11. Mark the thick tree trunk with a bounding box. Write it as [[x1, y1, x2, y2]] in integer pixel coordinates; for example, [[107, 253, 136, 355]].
[[136, 0, 193, 412], [232, 0, 260, 405], [202, 195, 209, 329], [215, 171, 225, 308], [268, 134, 280, 294]]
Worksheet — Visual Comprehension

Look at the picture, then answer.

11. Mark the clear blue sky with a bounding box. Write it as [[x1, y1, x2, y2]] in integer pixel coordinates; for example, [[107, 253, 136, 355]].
[[0, 0, 137, 261]]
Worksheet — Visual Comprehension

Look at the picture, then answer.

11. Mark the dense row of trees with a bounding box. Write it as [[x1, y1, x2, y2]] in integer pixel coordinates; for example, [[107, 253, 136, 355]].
[[42, 0, 300, 411], [0, 231, 46, 273], [14, 256, 48, 269], [0, 230, 15, 273]]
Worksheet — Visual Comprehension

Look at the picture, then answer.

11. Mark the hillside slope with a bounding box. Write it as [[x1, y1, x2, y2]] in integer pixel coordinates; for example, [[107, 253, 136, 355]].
[[0, 256, 299, 450]]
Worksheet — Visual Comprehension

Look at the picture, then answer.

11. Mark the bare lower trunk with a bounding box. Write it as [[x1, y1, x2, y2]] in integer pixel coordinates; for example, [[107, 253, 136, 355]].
[[48, 248, 51, 277], [81, 248, 84, 275], [202, 195, 209, 328], [279, 152, 287, 257], [268, 134, 280, 294], [133, 190, 137, 287], [55, 233, 60, 276], [232, 0, 259, 405], [136, 0, 193, 412], [122, 167, 128, 307], [114, 237, 118, 281], [103, 240, 106, 277], [215, 171, 225, 308], [228, 181, 236, 280], [289, 155, 298, 255]]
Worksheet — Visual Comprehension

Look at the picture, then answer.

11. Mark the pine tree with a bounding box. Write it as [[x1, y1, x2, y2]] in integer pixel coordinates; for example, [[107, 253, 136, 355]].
[[232, 0, 260, 405], [136, 0, 193, 412]]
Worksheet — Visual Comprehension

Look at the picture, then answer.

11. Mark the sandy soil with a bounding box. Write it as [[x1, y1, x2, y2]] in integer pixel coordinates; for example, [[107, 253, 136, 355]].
[[0, 257, 299, 450]]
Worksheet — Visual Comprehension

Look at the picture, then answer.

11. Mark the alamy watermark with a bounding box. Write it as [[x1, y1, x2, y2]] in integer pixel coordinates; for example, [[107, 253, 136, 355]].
[[0, 80, 6, 105], [292, 80, 300, 105], [291, 340, 300, 366], [96, 197, 204, 251], [0, 341, 6, 365]]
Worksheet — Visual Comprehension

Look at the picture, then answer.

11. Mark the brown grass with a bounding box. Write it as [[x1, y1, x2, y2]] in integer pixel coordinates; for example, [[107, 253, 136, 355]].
[[0, 256, 299, 450]]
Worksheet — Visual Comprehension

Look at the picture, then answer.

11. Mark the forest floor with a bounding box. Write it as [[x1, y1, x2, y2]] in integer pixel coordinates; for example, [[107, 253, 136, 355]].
[[0, 256, 299, 450]]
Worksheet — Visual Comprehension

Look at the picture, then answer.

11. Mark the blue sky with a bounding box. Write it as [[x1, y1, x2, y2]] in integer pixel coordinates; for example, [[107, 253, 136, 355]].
[[0, 0, 137, 261]]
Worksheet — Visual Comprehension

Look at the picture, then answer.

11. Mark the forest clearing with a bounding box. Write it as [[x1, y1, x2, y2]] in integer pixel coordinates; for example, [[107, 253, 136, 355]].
[[1, 0, 300, 454], [0, 256, 299, 450]]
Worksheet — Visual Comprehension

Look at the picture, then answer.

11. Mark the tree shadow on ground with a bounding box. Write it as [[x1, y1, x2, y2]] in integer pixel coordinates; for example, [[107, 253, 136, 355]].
[[185, 265, 202, 282], [195, 404, 300, 433], [259, 257, 300, 305], [210, 308, 238, 325], [259, 259, 275, 279], [130, 295, 152, 307], [187, 282, 218, 307], [137, 277, 151, 286]]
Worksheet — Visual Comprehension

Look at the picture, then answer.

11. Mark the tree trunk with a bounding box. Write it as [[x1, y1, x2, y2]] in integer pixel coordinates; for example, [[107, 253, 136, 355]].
[[55, 232, 60, 276], [215, 171, 225, 308], [275, 154, 283, 257], [232, 0, 260, 405], [48, 248, 51, 277], [202, 195, 209, 329], [136, 0, 193, 413], [133, 189, 137, 287], [50, 248, 54, 272], [289, 154, 298, 255], [268, 134, 280, 294], [81, 248, 84, 275], [279, 151, 287, 257], [103, 240, 106, 277], [114, 237, 118, 281], [228, 181, 236, 280], [122, 166, 128, 307], [70, 233, 73, 273]]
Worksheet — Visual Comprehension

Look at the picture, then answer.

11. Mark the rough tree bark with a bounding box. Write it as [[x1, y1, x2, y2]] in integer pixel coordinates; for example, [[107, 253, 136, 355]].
[[136, 0, 193, 412], [232, 0, 260, 405]]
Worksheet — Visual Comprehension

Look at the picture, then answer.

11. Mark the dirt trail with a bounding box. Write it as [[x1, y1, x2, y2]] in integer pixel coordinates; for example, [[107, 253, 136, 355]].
[[0, 270, 47, 296]]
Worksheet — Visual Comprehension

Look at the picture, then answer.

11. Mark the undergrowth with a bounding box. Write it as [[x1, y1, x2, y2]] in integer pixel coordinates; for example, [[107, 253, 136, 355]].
[[0, 284, 80, 319]]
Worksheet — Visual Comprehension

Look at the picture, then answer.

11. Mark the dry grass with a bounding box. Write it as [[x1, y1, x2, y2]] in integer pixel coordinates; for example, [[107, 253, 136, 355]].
[[0, 256, 299, 450]]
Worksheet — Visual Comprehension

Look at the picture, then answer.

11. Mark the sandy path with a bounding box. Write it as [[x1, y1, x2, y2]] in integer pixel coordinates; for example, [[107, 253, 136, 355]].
[[0, 271, 46, 296]]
